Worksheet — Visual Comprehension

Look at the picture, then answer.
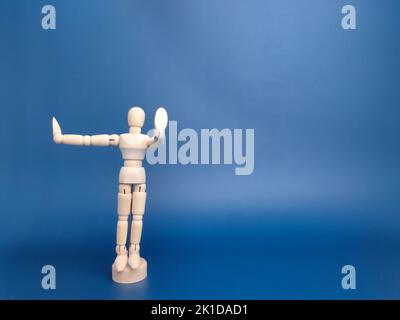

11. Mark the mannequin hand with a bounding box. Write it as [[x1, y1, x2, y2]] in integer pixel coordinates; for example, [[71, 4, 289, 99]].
[[154, 107, 168, 130], [52, 117, 63, 144]]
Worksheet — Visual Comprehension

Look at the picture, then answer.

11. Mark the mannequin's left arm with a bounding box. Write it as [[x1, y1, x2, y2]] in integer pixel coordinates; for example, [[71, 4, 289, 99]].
[[147, 129, 165, 148]]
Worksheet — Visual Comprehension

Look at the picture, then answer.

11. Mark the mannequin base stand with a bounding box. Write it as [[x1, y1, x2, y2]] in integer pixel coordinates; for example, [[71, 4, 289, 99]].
[[112, 258, 147, 284]]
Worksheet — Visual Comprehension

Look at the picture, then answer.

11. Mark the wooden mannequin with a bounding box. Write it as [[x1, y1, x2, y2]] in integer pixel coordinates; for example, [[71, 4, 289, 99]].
[[52, 106, 168, 283]]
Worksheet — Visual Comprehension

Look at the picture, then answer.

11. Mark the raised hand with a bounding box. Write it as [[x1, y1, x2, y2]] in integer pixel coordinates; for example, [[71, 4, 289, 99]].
[[52, 117, 63, 144], [154, 107, 168, 130]]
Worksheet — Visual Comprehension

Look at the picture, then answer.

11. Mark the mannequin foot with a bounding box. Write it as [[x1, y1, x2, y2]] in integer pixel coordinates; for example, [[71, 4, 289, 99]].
[[128, 245, 140, 269], [115, 245, 128, 272], [114, 254, 128, 272], [128, 253, 140, 269]]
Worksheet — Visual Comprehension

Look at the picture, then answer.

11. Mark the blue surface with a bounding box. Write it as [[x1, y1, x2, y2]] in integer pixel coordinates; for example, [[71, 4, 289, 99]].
[[1, 0, 400, 299]]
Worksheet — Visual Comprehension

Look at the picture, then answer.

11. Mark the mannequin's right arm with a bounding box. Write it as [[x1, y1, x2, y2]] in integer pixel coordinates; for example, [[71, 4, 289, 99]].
[[52, 117, 119, 147]]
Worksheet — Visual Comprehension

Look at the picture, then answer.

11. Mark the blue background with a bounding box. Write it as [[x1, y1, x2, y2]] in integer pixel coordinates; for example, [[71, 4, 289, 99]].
[[1, 0, 399, 299]]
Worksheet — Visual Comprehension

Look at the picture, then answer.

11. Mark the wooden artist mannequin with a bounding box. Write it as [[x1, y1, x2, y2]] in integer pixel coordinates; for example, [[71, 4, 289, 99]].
[[52, 106, 168, 283]]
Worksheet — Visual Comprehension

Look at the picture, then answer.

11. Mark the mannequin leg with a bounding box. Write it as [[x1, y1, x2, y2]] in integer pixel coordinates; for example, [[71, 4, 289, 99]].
[[128, 183, 147, 269], [114, 183, 132, 272]]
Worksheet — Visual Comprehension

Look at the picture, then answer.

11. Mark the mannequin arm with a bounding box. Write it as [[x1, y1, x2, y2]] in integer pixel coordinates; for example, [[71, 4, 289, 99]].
[[147, 129, 165, 149], [52, 117, 119, 146]]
